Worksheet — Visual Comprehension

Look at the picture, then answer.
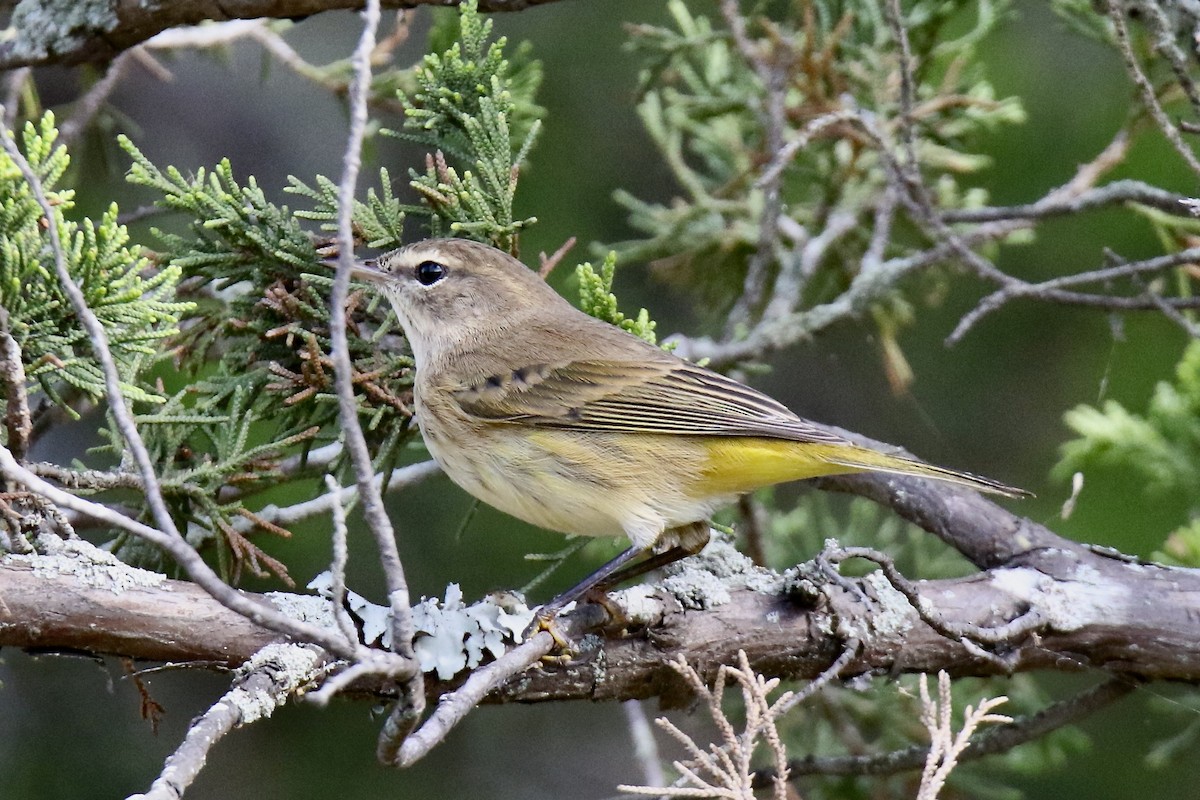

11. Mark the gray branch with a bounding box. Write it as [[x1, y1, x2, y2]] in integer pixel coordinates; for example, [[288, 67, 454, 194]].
[[0, 0, 566, 70], [5, 488, 1200, 698]]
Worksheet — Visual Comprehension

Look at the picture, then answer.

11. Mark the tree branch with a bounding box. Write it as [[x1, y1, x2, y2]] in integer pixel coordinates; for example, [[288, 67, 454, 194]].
[[0, 0, 567, 71], [6, 503, 1200, 701]]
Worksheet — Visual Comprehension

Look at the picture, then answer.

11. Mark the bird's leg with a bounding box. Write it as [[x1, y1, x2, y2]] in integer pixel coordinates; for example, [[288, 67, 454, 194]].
[[527, 544, 645, 643], [584, 545, 693, 595], [579, 522, 711, 626], [527, 523, 712, 644]]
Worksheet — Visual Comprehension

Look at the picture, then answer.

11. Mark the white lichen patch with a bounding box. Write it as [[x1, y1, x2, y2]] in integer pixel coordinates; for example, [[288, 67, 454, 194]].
[[7, 0, 119, 61], [266, 591, 337, 632], [991, 566, 1125, 632], [857, 570, 916, 640], [229, 643, 323, 724], [611, 584, 664, 625], [656, 531, 784, 609], [661, 564, 732, 609], [3, 534, 167, 594], [306, 572, 389, 646], [303, 574, 538, 680], [410, 584, 536, 680]]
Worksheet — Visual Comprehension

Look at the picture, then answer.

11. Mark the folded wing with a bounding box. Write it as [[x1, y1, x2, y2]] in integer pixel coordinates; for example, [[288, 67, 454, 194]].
[[452, 358, 849, 445]]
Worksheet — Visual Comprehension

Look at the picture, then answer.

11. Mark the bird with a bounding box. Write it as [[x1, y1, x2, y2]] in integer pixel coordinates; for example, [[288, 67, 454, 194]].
[[351, 238, 1026, 619]]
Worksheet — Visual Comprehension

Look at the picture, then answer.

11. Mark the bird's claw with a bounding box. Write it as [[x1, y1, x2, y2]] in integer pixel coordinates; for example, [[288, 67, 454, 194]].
[[525, 607, 575, 661]]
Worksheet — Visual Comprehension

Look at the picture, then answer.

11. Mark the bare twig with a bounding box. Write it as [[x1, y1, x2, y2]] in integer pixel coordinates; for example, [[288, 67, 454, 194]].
[[394, 631, 557, 766], [0, 308, 31, 464], [1144, 285, 1200, 338], [826, 545, 1045, 656], [722, 0, 792, 335], [134, 643, 325, 800], [763, 208, 857, 319], [324, 474, 361, 646], [773, 678, 1134, 779], [32, 450, 439, 534], [948, 246, 1200, 344], [772, 639, 859, 718], [1107, 0, 1200, 177], [58, 50, 136, 146], [538, 236, 577, 278], [884, 0, 920, 174], [2, 68, 30, 128], [668, 218, 1021, 367], [142, 18, 413, 114], [326, 0, 424, 755], [624, 700, 666, 789], [735, 494, 768, 566], [942, 180, 1192, 223], [225, 459, 440, 533]]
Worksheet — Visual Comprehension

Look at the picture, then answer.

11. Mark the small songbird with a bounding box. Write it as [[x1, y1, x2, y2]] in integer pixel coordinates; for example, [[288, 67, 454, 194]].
[[351, 238, 1025, 615]]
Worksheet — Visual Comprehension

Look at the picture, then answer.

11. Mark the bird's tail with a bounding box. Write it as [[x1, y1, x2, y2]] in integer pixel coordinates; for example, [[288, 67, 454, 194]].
[[822, 444, 1031, 498]]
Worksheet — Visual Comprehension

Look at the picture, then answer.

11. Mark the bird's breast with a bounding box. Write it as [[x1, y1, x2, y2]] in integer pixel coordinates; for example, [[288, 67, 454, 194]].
[[413, 390, 726, 546]]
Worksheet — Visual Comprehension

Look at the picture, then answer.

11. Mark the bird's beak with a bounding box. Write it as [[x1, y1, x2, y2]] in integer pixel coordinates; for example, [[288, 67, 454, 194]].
[[347, 258, 387, 284]]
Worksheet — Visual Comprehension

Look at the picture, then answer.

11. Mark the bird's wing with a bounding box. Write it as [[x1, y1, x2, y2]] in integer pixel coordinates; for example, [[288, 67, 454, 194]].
[[451, 358, 849, 445]]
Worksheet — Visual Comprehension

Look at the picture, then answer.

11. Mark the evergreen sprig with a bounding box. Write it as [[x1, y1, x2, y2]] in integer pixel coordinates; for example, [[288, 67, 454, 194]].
[[0, 113, 188, 410], [614, 0, 1025, 313], [114, 139, 416, 577], [286, 168, 407, 250], [576, 252, 662, 346], [389, 0, 543, 252], [5, 0, 551, 583]]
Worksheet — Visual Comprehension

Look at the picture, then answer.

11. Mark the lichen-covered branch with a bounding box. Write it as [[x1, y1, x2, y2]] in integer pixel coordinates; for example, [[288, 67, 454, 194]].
[[0, 0, 566, 70], [5, 499, 1200, 699]]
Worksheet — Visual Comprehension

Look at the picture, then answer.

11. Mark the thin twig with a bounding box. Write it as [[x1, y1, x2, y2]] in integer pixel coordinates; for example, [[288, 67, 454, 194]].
[[773, 638, 859, 718], [0, 308, 31, 464], [3, 68, 29, 128], [948, 247, 1200, 344], [1107, 0, 1200, 177], [395, 631, 557, 767], [136, 643, 325, 800], [59, 50, 136, 146], [767, 677, 1133, 780], [721, 0, 788, 335], [326, 0, 424, 756], [1145, 286, 1200, 337], [538, 236, 577, 278], [324, 474, 362, 646], [226, 460, 440, 533], [142, 19, 409, 115], [942, 179, 1190, 223], [826, 545, 1044, 658], [624, 700, 666, 789], [735, 494, 768, 566]]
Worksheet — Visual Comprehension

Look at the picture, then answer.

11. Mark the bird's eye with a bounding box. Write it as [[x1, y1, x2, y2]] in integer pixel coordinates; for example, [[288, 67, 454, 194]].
[[415, 260, 447, 286]]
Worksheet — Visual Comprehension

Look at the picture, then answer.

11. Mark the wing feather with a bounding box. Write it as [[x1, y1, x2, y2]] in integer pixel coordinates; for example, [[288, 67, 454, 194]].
[[452, 359, 848, 445]]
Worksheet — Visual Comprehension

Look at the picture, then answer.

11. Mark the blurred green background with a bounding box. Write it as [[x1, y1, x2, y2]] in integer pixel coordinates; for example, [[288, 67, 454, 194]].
[[3, 0, 1199, 797]]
